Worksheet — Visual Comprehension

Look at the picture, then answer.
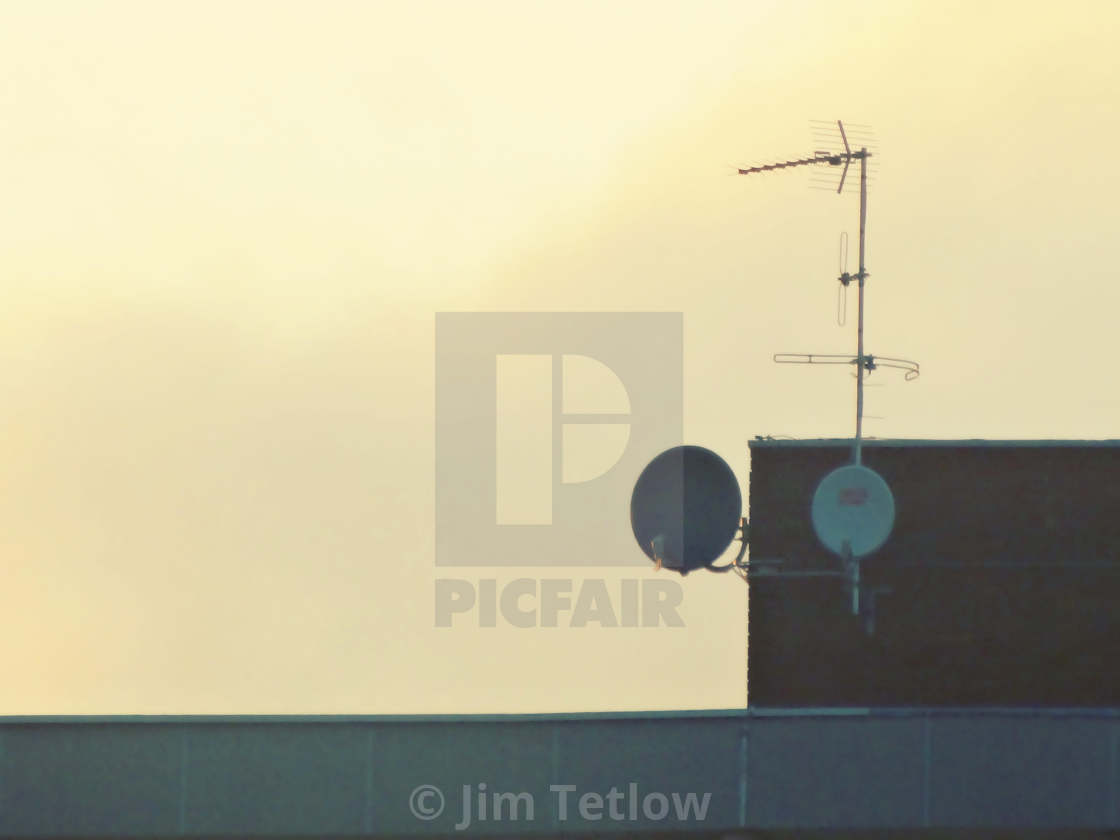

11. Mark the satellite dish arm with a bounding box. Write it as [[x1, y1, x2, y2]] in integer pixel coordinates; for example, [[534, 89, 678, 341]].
[[707, 519, 749, 572]]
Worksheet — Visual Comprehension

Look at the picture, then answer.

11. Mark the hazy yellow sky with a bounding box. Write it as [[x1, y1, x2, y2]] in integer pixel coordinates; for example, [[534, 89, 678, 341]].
[[2, 1, 1118, 713]]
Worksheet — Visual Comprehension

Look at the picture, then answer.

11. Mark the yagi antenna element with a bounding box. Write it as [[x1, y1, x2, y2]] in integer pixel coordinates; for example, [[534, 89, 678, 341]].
[[737, 119, 858, 193]]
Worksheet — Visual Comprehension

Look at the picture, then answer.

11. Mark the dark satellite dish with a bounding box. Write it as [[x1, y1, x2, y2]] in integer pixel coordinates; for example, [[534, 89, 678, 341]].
[[630, 445, 742, 574]]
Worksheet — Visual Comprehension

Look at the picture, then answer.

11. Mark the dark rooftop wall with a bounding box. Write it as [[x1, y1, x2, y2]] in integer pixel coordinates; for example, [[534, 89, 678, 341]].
[[746, 440, 1120, 707], [4, 710, 1120, 835]]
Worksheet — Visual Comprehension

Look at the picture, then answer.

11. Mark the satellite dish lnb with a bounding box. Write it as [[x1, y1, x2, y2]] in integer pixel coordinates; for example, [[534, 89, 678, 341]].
[[811, 464, 895, 558], [630, 445, 742, 574]]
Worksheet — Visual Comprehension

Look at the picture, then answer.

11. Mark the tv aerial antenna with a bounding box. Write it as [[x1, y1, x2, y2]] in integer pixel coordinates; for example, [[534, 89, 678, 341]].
[[732, 121, 919, 632], [738, 120, 918, 465]]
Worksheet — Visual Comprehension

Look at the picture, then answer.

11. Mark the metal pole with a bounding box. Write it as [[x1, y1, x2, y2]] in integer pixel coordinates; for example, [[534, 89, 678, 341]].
[[843, 540, 860, 616], [854, 148, 868, 465]]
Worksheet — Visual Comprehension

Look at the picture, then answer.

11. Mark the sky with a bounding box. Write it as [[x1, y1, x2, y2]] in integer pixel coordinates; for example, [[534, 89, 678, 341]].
[[1, 1, 1118, 714]]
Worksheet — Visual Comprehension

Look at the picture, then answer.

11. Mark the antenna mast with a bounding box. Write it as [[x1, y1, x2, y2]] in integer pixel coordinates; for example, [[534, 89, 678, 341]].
[[737, 120, 917, 463], [852, 122, 869, 464]]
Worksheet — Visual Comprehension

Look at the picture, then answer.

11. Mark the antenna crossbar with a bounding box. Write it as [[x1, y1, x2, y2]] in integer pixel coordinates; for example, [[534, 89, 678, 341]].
[[774, 352, 858, 365], [774, 353, 920, 381]]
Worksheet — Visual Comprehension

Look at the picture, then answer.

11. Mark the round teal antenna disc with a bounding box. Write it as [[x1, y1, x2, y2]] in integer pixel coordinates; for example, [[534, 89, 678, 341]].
[[811, 464, 895, 558]]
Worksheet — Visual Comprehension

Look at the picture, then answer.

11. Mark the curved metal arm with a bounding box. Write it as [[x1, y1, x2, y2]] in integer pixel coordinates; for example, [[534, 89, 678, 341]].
[[871, 356, 920, 380]]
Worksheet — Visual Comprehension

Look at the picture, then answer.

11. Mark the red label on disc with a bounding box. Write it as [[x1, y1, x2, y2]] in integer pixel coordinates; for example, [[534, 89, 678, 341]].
[[838, 487, 869, 506]]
